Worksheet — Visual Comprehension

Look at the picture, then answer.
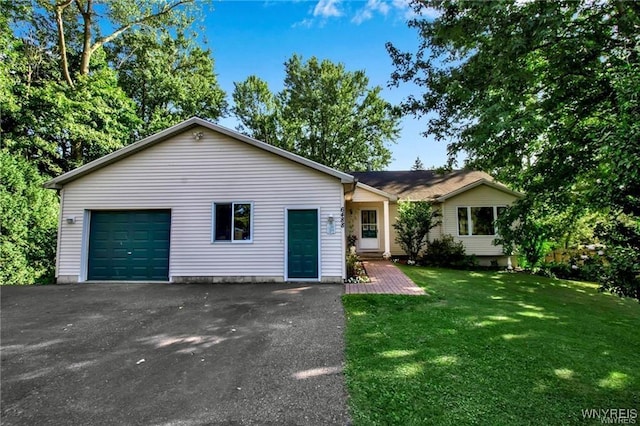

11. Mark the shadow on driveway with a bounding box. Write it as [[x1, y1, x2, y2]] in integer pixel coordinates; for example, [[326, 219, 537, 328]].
[[1, 283, 349, 425]]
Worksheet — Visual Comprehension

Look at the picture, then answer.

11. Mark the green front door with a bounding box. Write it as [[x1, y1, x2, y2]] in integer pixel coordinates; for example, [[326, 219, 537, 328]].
[[287, 209, 319, 279], [88, 210, 170, 281]]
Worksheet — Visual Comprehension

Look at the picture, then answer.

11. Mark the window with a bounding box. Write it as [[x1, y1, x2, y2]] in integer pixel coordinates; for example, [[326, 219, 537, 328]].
[[457, 206, 506, 236], [361, 210, 378, 238], [212, 202, 253, 242], [458, 207, 469, 235]]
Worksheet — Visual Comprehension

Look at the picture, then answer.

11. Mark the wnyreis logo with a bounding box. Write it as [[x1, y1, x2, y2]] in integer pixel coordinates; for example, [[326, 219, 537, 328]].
[[582, 408, 637, 424]]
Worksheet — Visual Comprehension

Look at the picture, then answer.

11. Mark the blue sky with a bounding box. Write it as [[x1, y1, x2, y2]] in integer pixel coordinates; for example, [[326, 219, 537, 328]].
[[200, 0, 452, 170]]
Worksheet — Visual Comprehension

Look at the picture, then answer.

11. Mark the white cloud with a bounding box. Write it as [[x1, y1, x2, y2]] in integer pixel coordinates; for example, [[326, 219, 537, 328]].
[[352, 8, 372, 24], [352, 0, 390, 25], [292, 18, 314, 29], [313, 0, 342, 18], [294, 0, 438, 29], [391, 0, 441, 20]]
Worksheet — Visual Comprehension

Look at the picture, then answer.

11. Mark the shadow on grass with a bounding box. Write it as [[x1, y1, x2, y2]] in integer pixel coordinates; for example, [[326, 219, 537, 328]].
[[343, 267, 640, 425]]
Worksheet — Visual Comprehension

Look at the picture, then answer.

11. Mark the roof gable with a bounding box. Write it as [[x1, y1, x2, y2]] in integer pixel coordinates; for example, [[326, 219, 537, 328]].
[[44, 117, 354, 189], [351, 170, 522, 200]]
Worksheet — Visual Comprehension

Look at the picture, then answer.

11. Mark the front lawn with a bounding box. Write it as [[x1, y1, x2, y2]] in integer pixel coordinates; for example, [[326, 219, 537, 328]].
[[343, 267, 640, 425]]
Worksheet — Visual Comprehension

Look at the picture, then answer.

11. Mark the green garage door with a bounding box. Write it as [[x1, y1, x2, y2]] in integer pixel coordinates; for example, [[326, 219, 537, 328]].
[[88, 210, 170, 281], [287, 209, 319, 279]]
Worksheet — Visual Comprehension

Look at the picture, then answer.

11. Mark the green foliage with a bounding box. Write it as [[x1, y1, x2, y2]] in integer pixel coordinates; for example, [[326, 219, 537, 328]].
[[423, 234, 476, 268], [389, 1, 640, 299], [495, 204, 552, 269], [111, 29, 227, 137], [8, 60, 140, 174], [34, 0, 200, 82], [393, 200, 440, 261], [346, 250, 369, 283], [232, 54, 400, 171], [232, 76, 280, 145], [1, 150, 58, 285], [595, 213, 640, 300]]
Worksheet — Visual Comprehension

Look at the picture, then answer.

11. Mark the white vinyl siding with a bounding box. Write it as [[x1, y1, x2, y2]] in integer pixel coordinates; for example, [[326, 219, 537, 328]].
[[442, 185, 518, 256], [57, 127, 344, 281], [351, 186, 389, 202]]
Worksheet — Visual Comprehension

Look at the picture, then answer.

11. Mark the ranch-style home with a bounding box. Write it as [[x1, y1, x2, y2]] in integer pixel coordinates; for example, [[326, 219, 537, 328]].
[[346, 170, 522, 265], [45, 117, 521, 284]]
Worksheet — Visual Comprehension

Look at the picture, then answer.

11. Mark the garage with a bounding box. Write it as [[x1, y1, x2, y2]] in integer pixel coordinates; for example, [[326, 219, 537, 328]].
[[87, 210, 171, 281]]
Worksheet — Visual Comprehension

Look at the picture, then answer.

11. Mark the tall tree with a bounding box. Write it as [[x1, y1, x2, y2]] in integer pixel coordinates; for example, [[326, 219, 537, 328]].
[[4, 0, 211, 173], [232, 76, 279, 146], [1, 150, 59, 285], [111, 29, 227, 137], [39, 0, 198, 87], [411, 156, 425, 171], [388, 0, 640, 299], [232, 55, 400, 171]]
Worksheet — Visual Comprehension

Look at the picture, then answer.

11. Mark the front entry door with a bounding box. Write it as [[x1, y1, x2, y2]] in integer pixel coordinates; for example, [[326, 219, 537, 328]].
[[360, 209, 379, 250], [287, 209, 319, 279]]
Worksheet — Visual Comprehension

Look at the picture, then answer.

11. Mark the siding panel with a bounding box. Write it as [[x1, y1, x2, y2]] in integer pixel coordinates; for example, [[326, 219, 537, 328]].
[[58, 128, 344, 281], [442, 185, 518, 256]]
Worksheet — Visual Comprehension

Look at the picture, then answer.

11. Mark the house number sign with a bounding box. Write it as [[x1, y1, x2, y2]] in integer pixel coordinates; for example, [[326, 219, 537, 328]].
[[340, 207, 345, 228]]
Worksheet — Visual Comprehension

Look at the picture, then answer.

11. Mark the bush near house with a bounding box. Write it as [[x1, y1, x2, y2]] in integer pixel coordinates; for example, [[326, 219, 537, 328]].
[[393, 200, 440, 261], [346, 250, 369, 283], [422, 234, 478, 269]]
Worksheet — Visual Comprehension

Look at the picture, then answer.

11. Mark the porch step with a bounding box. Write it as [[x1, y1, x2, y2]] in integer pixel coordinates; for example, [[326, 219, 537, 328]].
[[358, 252, 385, 260]]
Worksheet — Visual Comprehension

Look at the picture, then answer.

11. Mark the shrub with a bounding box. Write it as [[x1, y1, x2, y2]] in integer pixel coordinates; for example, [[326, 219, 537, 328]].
[[346, 250, 369, 283], [423, 235, 467, 267], [393, 200, 440, 261]]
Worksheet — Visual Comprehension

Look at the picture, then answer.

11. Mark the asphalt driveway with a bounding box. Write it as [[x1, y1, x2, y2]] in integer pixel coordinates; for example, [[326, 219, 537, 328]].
[[1, 283, 350, 425]]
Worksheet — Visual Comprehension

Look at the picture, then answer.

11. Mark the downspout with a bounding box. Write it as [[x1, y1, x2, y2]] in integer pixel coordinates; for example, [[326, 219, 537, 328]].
[[55, 188, 64, 282]]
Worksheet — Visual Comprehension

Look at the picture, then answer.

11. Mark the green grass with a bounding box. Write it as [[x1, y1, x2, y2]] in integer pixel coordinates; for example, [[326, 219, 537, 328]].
[[343, 267, 640, 425]]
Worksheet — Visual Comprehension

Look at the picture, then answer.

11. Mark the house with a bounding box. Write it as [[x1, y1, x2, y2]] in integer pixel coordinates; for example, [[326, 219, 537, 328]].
[[44, 117, 353, 283], [346, 170, 523, 266], [44, 118, 521, 284]]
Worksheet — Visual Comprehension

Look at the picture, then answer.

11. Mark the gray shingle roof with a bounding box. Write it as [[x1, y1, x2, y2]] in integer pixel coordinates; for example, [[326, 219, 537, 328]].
[[350, 170, 513, 200]]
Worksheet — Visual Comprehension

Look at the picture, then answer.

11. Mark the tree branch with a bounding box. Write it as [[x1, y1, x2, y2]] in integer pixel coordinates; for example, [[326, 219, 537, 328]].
[[54, 0, 74, 87], [77, 0, 93, 75], [89, 0, 192, 55]]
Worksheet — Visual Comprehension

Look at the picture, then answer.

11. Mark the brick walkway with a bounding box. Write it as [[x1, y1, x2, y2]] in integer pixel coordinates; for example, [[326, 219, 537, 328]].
[[344, 260, 426, 295]]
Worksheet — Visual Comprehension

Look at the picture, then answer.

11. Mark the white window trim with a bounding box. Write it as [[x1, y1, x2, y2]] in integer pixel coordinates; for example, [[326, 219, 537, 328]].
[[211, 201, 254, 244], [457, 206, 505, 237]]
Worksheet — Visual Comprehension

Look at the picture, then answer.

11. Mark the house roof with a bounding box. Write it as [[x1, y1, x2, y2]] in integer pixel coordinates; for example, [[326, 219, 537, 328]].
[[350, 170, 522, 201], [44, 117, 354, 189]]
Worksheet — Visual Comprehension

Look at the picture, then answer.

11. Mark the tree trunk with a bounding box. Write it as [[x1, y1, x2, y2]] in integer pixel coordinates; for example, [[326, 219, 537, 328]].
[[54, 1, 74, 87], [78, 0, 94, 75]]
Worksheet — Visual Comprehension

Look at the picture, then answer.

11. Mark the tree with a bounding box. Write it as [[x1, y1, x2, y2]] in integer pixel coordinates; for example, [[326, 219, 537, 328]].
[[411, 156, 425, 171], [0, 150, 59, 285], [37, 0, 198, 87], [393, 200, 440, 261], [232, 54, 401, 171], [6, 51, 140, 174], [231, 76, 279, 145], [4, 1, 214, 173], [111, 29, 227, 137], [389, 1, 640, 299]]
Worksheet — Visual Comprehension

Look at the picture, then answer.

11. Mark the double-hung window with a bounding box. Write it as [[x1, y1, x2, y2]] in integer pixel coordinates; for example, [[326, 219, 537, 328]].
[[457, 206, 506, 236], [212, 202, 253, 243]]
